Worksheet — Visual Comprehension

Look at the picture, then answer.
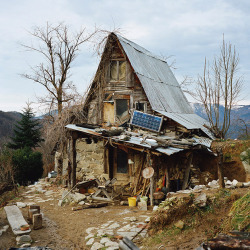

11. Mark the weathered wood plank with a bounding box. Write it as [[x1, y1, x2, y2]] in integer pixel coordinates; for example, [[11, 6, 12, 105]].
[[4, 205, 31, 235]]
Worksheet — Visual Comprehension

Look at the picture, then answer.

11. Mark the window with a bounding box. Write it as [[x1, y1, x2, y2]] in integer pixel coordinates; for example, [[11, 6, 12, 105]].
[[117, 149, 128, 173], [115, 99, 129, 123], [110, 61, 126, 81], [135, 102, 147, 112]]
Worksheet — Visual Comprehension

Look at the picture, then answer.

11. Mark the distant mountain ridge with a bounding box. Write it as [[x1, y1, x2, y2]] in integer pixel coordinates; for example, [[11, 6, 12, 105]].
[[0, 110, 21, 147], [0, 104, 249, 145], [191, 103, 250, 138]]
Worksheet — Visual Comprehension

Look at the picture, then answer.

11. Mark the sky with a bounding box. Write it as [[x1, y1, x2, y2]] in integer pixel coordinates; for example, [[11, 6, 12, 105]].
[[0, 0, 250, 114]]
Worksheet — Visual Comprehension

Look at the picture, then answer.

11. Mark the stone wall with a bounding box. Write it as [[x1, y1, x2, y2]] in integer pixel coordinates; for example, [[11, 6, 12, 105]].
[[75, 139, 105, 180]]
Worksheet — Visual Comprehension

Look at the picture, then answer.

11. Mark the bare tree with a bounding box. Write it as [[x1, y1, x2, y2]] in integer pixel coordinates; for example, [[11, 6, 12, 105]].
[[195, 38, 243, 138], [22, 23, 98, 116]]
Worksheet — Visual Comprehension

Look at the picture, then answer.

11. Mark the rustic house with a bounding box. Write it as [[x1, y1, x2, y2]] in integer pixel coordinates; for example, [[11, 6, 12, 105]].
[[57, 33, 218, 200]]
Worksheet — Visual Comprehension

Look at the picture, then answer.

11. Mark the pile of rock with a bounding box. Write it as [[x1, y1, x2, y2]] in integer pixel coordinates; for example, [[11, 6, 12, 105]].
[[58, 191, 87, 206]]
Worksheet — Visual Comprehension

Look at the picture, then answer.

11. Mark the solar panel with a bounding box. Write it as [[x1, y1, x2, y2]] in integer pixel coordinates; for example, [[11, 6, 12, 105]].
[[131, 110, 163, 132]]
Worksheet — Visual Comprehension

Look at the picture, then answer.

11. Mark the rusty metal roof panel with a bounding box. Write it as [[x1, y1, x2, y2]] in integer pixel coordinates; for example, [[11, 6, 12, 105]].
[[156, 110, 214, 139], [117, 35, 193, 114], [192, 137, 212, 148], [120, 136, 184, 156], [65, 124, 102, 137]]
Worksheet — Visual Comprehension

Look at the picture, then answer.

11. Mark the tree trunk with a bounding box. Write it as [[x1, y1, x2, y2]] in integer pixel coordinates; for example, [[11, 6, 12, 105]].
[[217, 149, 225, 188]]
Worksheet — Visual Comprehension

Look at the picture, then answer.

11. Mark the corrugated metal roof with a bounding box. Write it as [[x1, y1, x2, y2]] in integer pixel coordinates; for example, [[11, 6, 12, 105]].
[[65, 124, 184, 156], [65, 124, 102, 137], [192, 136, 212, 148], [121, 136, 184, 156], [156, 110, 214, 139], [117, 35, 193, 114], [116, 34, 215, 139]]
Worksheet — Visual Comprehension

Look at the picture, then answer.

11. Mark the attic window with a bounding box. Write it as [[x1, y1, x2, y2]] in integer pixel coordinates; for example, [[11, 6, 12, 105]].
[[110, 61, 126, 81]]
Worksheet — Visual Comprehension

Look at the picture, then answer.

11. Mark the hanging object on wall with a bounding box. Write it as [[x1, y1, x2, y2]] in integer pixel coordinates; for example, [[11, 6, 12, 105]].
[[142, 167, 154, 179]]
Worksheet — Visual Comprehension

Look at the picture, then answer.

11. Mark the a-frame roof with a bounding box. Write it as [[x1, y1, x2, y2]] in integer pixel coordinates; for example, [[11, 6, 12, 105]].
[[117, 34, 193, 114], [84, 33, 214, 138]]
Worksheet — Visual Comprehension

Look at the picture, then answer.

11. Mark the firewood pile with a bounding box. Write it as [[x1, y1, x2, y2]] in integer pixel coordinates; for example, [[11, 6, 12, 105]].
[[202, 231, 250, 249]]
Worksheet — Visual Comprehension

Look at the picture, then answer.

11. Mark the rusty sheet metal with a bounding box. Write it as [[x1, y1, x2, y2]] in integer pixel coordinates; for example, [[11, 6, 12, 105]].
[[117, 35, 193, 114], [192, 136, 212, 148], [116, 136, 184, 156], [156, 110, 214, 139], [65, 124, 102, 137]]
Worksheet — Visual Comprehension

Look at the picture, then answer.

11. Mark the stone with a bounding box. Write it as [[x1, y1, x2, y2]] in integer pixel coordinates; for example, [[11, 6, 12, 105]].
[[117, 232, 136, 240], [100, 237, 110, 244], [106, 247, 119, 250], [105, 240, 119, 248], [33, 214, 42, 229], [2, 225, 9, 232], [108, 222, 120, 229], [175, 220, 185, 229], [86, 238, 94, 246], [16, 202, 27, 208], [232, 179, 238, 186], [243, 181, 250, 187], [78, 201, 85, 205], [58, 200, 63, 206], [72, 193, 86, 203], [16, 235, 32, 244], [85, 233, 94, 240], [129, 217, 137, 222], [138, 201, 147, 211], [236, 182, 244, 188], [86, 227, 95, 234], [208, 180, 219, 189], [153, 206, 159, 211], [194, 193, 207, 207], [20, 243, 31, 247], [91, 242, 104, 250]]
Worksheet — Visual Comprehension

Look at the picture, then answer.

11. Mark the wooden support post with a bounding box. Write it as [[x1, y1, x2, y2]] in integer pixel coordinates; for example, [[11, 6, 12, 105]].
[[165, 165, 170, 192], [71, 132, 77, 188], [217, 149, 225, 188], [182, 152, 193, 190], [150, 176, 154, 206]]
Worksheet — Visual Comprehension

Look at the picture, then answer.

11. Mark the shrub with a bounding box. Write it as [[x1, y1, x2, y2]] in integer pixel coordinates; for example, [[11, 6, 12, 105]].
[[12, 147, 43, 185]]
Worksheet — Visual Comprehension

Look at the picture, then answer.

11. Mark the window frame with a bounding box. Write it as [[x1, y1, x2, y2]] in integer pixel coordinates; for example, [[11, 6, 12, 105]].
[[109, 60, 126, 82]]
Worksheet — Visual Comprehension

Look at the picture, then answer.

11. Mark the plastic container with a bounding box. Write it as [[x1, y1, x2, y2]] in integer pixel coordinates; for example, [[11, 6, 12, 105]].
[[128, 197, 137, 207], [140, 196, 148, 203]]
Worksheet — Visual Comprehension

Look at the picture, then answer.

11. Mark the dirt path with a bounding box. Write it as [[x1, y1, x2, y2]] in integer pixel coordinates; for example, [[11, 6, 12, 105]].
[[0, 180, 151, 249]]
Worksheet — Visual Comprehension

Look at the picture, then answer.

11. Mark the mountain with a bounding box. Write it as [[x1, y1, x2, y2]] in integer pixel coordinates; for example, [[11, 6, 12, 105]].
[[192, 103, 250, 139], [0, 111, 21, 148]]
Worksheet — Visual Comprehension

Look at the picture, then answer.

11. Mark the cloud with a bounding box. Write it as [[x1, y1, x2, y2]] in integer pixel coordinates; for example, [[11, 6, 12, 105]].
[[0, 0, 250, 112]]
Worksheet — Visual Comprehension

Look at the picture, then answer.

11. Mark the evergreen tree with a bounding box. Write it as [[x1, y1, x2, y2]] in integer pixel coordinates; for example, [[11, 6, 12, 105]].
[[8, 105, 43, 149]]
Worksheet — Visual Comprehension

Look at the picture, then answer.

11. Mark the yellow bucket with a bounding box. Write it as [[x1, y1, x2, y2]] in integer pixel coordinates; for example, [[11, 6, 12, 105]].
[[128, 197, 137, 207]]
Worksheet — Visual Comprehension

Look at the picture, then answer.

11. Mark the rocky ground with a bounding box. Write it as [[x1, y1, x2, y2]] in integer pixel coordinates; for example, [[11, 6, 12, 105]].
[[0, 178, 249, 250], [0, 179, 151, 249]]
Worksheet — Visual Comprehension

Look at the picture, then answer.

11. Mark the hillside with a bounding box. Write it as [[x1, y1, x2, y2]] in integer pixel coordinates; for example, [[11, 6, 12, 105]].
[[0, 111, 21, 147]]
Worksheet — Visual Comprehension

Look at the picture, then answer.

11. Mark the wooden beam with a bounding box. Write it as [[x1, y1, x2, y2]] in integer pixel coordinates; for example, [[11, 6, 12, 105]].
[[71, 137, 77, 187], [182, 152, 193, 190]]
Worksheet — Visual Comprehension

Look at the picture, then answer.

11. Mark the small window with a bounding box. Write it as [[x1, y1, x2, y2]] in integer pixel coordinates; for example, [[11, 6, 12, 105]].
[[135, 102, 147, 112], [110, 61, 126, 81]]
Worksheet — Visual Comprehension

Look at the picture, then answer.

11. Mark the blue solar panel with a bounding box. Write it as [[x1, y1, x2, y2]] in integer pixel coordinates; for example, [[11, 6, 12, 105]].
[[131, 110, 163, 132]]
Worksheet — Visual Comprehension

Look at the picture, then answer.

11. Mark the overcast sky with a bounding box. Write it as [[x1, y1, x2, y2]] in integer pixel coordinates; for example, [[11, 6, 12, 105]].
[[0, 0, 249, 114]]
